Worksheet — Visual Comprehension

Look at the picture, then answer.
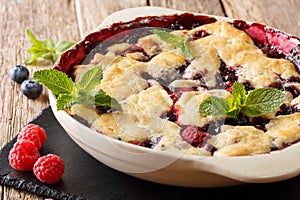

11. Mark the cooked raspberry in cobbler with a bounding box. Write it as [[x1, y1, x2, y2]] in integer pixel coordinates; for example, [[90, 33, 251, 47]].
[[58, 13, 300, 157]]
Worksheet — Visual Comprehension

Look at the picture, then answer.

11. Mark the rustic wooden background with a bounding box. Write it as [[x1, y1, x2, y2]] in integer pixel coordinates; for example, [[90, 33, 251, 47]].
[[1, 0, 300, 199]]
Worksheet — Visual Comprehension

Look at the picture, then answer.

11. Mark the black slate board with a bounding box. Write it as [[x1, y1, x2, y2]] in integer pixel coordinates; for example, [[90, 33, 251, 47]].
[[2, 106, 300, 200]]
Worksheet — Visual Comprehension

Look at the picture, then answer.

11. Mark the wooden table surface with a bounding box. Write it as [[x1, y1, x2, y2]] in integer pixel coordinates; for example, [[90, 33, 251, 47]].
[[1, 0, 300, 199]]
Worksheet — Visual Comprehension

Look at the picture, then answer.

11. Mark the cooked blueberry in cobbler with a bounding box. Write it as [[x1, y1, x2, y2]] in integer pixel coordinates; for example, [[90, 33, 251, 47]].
[[55, 13, 300, 157]]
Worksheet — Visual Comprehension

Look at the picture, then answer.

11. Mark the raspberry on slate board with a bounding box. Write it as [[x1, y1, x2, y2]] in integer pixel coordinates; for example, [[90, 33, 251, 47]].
[[33, 154, 65, 184], [17, 124, 47, 149], [9, 139, 40, 171]]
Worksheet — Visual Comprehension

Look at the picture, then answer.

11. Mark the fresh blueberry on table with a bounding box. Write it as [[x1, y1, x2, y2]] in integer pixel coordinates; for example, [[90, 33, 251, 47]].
[[21, 80, 43, 99], [9, 65, 29, 84]]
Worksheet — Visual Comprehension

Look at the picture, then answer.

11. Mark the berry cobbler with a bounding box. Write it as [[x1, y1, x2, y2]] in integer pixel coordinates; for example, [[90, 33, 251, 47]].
[[53, 13, 300, 157]]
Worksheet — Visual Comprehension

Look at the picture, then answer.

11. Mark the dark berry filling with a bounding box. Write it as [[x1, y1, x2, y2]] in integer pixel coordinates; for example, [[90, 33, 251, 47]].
[[201, 120, 224, 135], [170, 87, 198, 93], [225, 114, 270, 132], [285, 85, 300, 98], [287, 45, 300, 74], [129, 140, 151, 147], [269, 78, 300, 98], [149, 135, 163, 148], [117, 44, 152, 62], [260, 43, 285, 59], [233, 20, 267, 47], [177, 61, 190, 74], [160, 105, 180, 123], [191, 30, 211, 40], [286, 76, 300, 83], [233, 20, 300, 76], [275, 104, 300, 116], [180, 125, 211, 148], [96, 106, 115, 114], [221, 66, 237, 82]]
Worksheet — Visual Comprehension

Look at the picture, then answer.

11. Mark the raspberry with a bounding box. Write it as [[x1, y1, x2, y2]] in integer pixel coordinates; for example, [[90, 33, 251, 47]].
[[9, 140, 40, 171], [17, 124, 47, 149], [33, 154, 64, 184], [180, 125, 210, 148]]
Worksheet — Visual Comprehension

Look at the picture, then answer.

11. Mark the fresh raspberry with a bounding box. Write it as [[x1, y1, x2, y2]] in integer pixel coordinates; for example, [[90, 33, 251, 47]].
[[33, 154, 64, 184], [17, 124, 47, 149], [180, 125, 210, 148], [9, 139, 40, 171]]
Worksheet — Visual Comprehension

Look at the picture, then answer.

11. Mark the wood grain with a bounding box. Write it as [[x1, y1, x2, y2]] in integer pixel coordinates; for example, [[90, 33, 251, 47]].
[[75, 0, 148, 38], [0, 0, 79, 148], [1, 0, 300, 199], [149, 0, 225, 16], [3, 187, 41, 200], [0, 0, 79, 199], [222, 0, 300, 36]]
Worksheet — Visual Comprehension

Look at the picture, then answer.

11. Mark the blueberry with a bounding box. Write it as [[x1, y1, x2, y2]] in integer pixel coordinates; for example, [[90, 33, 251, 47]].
[[9, 65, 29, 84], [21, 80, 43, 99]]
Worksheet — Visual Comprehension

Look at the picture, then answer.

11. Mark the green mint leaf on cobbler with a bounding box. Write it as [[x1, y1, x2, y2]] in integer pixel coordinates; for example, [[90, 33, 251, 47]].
[[224, 82, 246, 118], [56, 94, 76, 110], [93, 90, 122, 110], [24, 29, 74, 65], [76, 65, 103, 91], [241, 88, 287, 117], [33, 66, 121, 111], [199, 96, 227, 116], [231, 82, 246, 104], [199, 82, 286, 118], [153, 29, 193, 59]]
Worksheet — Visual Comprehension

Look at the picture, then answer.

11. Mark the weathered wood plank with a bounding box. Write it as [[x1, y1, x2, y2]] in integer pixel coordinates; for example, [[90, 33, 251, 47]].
[[149, 0, 225, 16], [75, 0, 148, 38], [222, 0, 300, 36], [3, 186, 41, 200], [0, 0, 80, 199], [0, 0, 79, 148]]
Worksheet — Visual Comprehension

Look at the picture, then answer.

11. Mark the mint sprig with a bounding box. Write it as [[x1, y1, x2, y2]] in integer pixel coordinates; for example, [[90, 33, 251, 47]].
[[33, 69, 74, 95], [153, 29, 193, 59], [24, 29, 74, 65], [33, 66, 121, 111], [199, 82, 286, 118]]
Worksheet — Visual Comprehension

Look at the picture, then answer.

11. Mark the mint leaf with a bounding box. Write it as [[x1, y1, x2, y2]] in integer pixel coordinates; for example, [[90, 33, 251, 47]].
[[27, 45, 49, 55], [72, 89, 122, 111], [26, 29, 48, 49], [199, 82, 286, 119], [231, 82, 246, 104], [153, 29, 193, 59], [225, 98, 240, 118], [224, 82, 246, 118], [242, 88, 286, 117], [55, 41, 74, 53], [24, 29, 74, 65], [93, 90, 122, 110], [199, 96, 227, 116], [56, 93, 76, 110], [33, 69, 74, 95], [76, 65, 103, 91], [24, 52, 47, 65], [33, 67, 121, 111]]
